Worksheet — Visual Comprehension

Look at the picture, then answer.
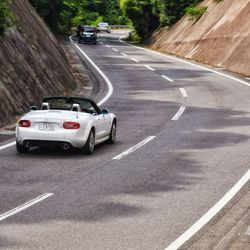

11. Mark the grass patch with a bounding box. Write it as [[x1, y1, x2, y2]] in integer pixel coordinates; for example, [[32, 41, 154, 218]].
[[185, 6, 208, 21]]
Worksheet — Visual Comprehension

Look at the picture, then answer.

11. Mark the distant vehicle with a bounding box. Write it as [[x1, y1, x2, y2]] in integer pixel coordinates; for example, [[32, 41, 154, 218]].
[[16, 96, 117, 154], [78, 25, 97, 45], [97, 22, 111, 33]]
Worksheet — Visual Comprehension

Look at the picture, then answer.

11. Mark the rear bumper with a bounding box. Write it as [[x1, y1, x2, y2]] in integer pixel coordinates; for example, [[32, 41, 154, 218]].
[[16, 129, 88, 148]]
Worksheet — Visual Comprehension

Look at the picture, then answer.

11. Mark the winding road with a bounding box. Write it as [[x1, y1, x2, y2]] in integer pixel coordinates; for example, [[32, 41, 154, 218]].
[[0, 30, 250, 250]]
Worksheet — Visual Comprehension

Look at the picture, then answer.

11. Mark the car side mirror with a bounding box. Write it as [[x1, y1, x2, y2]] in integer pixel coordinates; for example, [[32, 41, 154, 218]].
[[102, 109, 109, 114], [29, 106, 38, 111]]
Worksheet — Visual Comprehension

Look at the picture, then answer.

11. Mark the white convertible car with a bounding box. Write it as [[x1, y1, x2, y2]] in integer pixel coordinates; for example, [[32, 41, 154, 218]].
[[16, 96, 117, 154]]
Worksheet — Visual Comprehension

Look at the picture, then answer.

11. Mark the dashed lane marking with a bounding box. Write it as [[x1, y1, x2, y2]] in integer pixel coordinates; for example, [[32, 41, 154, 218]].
[[180, 88, 188, 98], [171, 107, 186, 121], [113, 136, 155, 160], [131, 58, 140, 63], [121, 52, 128, 57], [144, 65, 155, 71], [0, 193, 54, 222], [161, 75, 174, 83]]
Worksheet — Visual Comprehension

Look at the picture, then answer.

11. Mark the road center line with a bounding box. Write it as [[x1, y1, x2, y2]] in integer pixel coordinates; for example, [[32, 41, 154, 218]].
[[171, 107, 186, 121], [161, 75, 174, 83], [121, 52, 128, 57], [0, 193, 54, 222], [144, 65, 155, 71], [113, 136, 155, 160], [112, 48, 119, 52], [105, 45, 111, 48], [131, 58, 140, 63], [180, 88, 187, 98], [0, 141, 16, 151]]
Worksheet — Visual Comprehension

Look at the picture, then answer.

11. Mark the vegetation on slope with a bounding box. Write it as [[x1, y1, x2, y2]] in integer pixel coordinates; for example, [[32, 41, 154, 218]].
[[0, 0, 16, 36], [29, 0, 129, 33]]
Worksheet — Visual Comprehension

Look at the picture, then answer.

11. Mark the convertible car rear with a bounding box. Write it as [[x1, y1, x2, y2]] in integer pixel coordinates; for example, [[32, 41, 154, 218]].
[[16, 97, 117, 154]]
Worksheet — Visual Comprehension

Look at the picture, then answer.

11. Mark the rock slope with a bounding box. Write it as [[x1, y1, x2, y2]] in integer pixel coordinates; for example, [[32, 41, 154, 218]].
[[149, 0, 250, 76], [0, 0, 76, 127]]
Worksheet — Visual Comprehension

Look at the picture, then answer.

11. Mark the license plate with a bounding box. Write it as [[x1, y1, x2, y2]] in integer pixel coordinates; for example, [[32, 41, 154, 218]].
[[39, 123, 55, 131], [85, 34, 91, 37]]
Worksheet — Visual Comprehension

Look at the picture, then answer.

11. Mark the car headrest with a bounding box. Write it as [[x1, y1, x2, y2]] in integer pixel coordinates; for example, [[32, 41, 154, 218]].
[[41, 102, 50, 110], [71, 103, 81, 112]]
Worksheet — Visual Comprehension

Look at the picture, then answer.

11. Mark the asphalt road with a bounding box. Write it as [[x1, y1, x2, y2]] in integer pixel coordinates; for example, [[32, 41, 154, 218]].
[[0, 30, 250, 250]]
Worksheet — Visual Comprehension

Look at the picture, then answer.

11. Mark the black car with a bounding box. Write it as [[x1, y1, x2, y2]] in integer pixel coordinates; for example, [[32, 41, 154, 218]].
[[78, 25, 97, 45]]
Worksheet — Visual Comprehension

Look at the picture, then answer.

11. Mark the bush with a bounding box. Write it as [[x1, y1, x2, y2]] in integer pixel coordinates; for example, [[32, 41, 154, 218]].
[[185, 5, 207, 21], [0, 0, 16, 36]]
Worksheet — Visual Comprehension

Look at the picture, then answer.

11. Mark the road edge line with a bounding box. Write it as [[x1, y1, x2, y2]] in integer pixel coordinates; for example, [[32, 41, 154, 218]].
[[165, 169, 250, 250]]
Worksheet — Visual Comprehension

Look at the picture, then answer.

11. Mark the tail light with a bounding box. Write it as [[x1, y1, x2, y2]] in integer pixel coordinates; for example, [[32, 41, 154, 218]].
[[19, 120, 31, 128], [63, 122, 80, 129]]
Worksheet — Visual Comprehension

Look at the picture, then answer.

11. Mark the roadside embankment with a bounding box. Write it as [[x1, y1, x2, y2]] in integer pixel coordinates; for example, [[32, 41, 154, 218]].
[[149, 0, 250, 77], [0, 0, 78, 127]]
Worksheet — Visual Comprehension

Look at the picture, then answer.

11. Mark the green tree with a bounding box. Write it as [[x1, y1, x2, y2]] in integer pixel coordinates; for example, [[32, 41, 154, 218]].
[[0, 0, 16, 36], [120, 0, 159, 39]]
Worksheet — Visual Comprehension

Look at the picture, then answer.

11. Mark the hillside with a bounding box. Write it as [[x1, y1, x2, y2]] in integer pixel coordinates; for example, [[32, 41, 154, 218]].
[[0, 0, 76, 127], [149, 0, 250, 77]]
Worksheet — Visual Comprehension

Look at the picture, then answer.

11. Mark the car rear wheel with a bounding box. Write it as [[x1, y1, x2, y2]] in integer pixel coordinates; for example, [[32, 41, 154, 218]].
[[107, 122, 116, 144], [83, 130, 95, 154], [16, 140, 30, 153]]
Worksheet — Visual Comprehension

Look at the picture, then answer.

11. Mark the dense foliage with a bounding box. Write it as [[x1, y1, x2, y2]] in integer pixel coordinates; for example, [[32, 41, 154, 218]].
[[29, 0, 206, 40], [0, 0, 16, 36], [29, 0, 129, 33]]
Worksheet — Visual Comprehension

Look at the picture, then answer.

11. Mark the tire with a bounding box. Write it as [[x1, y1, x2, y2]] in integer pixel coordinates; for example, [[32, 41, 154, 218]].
[[107, 121, 116, 144], [83, 130, 95, 154], [16, 140, 29, 153]]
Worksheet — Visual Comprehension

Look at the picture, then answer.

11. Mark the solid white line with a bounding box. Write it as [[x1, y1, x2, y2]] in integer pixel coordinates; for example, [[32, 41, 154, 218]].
[[144, 65, 155, 71], [121, 52, 128, 57], [165, 168, 250, 250], [180, 88, 187, 98], [74, 43, 113, 106], [0, 193, 54, 222], [0, 141, 16, 151], [131, 58, 140, 63], [0, 36, 114, 152], [119, 34, 250, 249], [161, 75, 174, 83], [171, 107, 186, 121], [112, 48, 119, 52], [113, 136, 155, 160]]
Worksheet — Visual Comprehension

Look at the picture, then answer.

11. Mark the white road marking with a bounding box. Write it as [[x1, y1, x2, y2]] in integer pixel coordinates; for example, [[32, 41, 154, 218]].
[[119, 35, 250, 88], [131, 58, 140, 63], [246, 226, 250, 235], [144, 65, 155, 71], [171, 107, 186, 121], [99, 41, 104, 45], [73, 43, 113, 106], [112, 48, 119, 52], [0, 36, 115, 153], [113, 136, 155, 160], [0, 193, 54, 222], [105, 45, 111, 48], [0, 141, 16, 151], [161, 74, 174, 83], [121, 52, 128, 57], [119, 33, 250, 250], [180, 88, 187, 98], [165, 168, 250, 250]]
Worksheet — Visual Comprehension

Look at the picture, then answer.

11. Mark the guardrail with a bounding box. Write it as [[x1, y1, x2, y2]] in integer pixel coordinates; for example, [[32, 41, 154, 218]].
[[110, 25, 131, 29]]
